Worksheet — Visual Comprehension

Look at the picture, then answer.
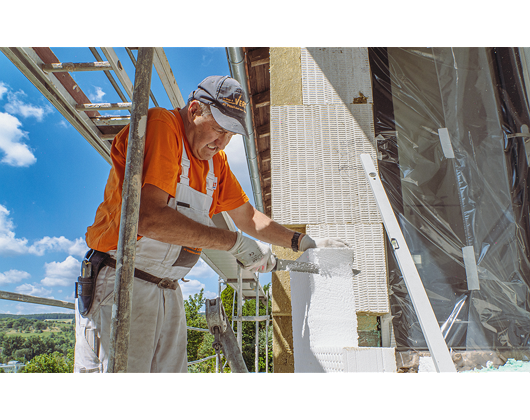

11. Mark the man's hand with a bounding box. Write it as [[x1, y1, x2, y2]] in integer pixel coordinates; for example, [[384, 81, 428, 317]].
[[228, 231, 276, 273], [299, 235, 350, 252]]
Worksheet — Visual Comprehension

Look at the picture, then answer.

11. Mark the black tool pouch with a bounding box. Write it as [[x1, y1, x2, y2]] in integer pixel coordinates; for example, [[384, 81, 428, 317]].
[[75, 250, 110, 316]]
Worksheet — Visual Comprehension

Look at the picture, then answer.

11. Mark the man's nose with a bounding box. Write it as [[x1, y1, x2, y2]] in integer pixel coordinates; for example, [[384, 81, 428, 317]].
[[216, 133, 232, 149]]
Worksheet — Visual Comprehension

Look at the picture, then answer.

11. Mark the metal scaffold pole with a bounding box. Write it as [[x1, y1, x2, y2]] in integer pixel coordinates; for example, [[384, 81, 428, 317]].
[[107, 47, 154, 373]]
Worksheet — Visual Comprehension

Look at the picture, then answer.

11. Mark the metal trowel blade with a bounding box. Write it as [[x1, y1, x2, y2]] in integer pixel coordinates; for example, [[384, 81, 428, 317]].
[[272, 258, 320, 274]]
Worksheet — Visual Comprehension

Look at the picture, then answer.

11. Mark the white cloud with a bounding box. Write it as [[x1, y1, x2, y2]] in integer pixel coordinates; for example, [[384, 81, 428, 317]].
[[0, 82, 8, 100], [41, 256, 80, 287], [187, 259, 215, 278], [15, 283, 52, 297], [182, 260, 220, 300], [67, 237, 90, 258], [28, 235, 88, 257], [4, 90, 51, 121], [0, 269, 31, 285], [0, 112, 36, 167], [89, 86, 105, 102], [0, 204, 30, 255], [0, 204, 88, 258], [180, 279, 207, 301], [204, 290, 217, 300], [28, 236, 74, 256]]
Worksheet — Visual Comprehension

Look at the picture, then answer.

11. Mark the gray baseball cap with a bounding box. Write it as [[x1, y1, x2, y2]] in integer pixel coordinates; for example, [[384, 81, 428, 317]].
[[188, 75, 249, 137]]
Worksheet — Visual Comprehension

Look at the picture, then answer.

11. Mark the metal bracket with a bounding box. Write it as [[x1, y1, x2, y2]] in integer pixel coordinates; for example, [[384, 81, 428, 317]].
[[205, 298, 248, 373], [205, 297, 228, 334]]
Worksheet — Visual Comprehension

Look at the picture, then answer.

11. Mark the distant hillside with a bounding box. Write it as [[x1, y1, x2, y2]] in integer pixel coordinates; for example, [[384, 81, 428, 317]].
[[0, 313, 74, 320]]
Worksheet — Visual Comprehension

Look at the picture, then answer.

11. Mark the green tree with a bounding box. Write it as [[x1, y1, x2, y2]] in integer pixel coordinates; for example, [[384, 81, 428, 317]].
[[19, 349, 74, 373], [15, 318, 31, 331], [0, 335, 25, 361], [220, 283, 272, 372], [220, 285, 236, 323], [34, 320, 46, 332], [184, 289, 215, 369]]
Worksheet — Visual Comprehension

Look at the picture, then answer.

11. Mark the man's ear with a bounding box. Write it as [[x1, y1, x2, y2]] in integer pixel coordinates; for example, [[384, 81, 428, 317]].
[[188, 100, 201, 121]]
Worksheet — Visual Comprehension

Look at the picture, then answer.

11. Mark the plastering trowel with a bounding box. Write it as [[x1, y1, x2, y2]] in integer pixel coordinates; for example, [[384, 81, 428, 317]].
[[271, 256, 361, 276], [271, 257, 320, 274]]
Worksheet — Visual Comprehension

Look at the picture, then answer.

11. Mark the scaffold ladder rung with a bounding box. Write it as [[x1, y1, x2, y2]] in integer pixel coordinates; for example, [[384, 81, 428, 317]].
[[90, 116, 131, 126], [42, 61, 113, 73], [76, 102, 132, 111]]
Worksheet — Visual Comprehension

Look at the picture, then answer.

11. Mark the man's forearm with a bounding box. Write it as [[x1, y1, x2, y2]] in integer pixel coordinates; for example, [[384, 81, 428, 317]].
[[244, 211, 300, 249], [227, 202, 302, 250], [138, 204, 238, 251]]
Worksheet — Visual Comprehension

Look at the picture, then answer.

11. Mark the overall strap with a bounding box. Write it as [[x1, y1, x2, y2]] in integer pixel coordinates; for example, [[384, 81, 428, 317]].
[[206, 159, 218, 197], [180, 137, 191, 187]]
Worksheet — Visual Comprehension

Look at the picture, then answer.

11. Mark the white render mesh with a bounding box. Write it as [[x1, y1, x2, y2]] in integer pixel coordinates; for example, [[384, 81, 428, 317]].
[[306, 223, 390, 314], [271, 103, 380, 225]]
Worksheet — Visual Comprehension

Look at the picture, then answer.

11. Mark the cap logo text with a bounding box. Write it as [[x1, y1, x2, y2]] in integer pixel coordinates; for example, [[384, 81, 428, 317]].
[[223, 94, 247, 112]]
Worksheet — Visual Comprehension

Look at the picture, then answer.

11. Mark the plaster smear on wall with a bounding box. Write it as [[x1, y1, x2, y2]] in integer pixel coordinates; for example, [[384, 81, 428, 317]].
[[290, 248, 358, 372]]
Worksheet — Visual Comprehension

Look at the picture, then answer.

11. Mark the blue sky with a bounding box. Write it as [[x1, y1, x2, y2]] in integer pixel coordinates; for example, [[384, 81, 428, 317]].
[[0, 47, 270, 315]]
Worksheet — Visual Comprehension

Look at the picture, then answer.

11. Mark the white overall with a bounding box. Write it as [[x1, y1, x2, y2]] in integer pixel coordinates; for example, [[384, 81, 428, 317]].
[[74, 137, 217, 373]]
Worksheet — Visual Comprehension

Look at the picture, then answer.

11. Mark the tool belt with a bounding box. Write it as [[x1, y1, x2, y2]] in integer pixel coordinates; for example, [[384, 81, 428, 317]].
[[75, 249, 179, 317]]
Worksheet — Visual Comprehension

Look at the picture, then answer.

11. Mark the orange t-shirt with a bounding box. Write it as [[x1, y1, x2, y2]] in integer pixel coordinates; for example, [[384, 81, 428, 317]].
[[86, 107, 249, 252]]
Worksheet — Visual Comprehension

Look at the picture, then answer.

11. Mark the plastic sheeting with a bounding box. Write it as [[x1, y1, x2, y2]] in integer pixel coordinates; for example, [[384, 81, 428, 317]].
[[368, 47, 530, 351]]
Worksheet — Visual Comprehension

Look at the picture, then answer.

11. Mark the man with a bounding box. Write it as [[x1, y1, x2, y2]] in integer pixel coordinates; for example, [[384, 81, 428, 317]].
[[74, 75, 348, 373]]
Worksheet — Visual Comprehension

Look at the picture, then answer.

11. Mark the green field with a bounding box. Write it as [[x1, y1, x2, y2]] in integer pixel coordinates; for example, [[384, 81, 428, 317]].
[[3, 325, 66, 338], [0, 316, 75, 366], [0, 317, 74, 338]]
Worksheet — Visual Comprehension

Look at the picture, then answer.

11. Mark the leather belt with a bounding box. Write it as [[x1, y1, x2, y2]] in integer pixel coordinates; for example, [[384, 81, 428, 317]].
[[103, 256, 179, 290]]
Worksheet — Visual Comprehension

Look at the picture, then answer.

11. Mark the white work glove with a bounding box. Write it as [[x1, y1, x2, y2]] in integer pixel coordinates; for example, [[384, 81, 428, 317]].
[[228, 231, 276, 273], [299, 235, 350, 252]]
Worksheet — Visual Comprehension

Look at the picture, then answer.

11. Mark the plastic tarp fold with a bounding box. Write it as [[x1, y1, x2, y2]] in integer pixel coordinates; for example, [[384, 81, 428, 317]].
[[369, 47, 530, 351]]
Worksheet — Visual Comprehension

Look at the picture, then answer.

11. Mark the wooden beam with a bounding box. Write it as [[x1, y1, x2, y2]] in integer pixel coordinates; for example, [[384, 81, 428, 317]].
[[253, 90, 270, 108], [259, 148, 271, 162], [257, 122, 270, 138], [248, 48, 270, 68]]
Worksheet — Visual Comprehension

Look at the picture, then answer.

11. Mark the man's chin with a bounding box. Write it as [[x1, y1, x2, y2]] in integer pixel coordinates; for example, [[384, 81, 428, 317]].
[[197, 148, 218, 160]]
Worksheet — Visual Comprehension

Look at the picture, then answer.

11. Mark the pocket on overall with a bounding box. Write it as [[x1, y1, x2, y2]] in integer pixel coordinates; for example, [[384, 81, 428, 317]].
[[172, 245, 202, 267]]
